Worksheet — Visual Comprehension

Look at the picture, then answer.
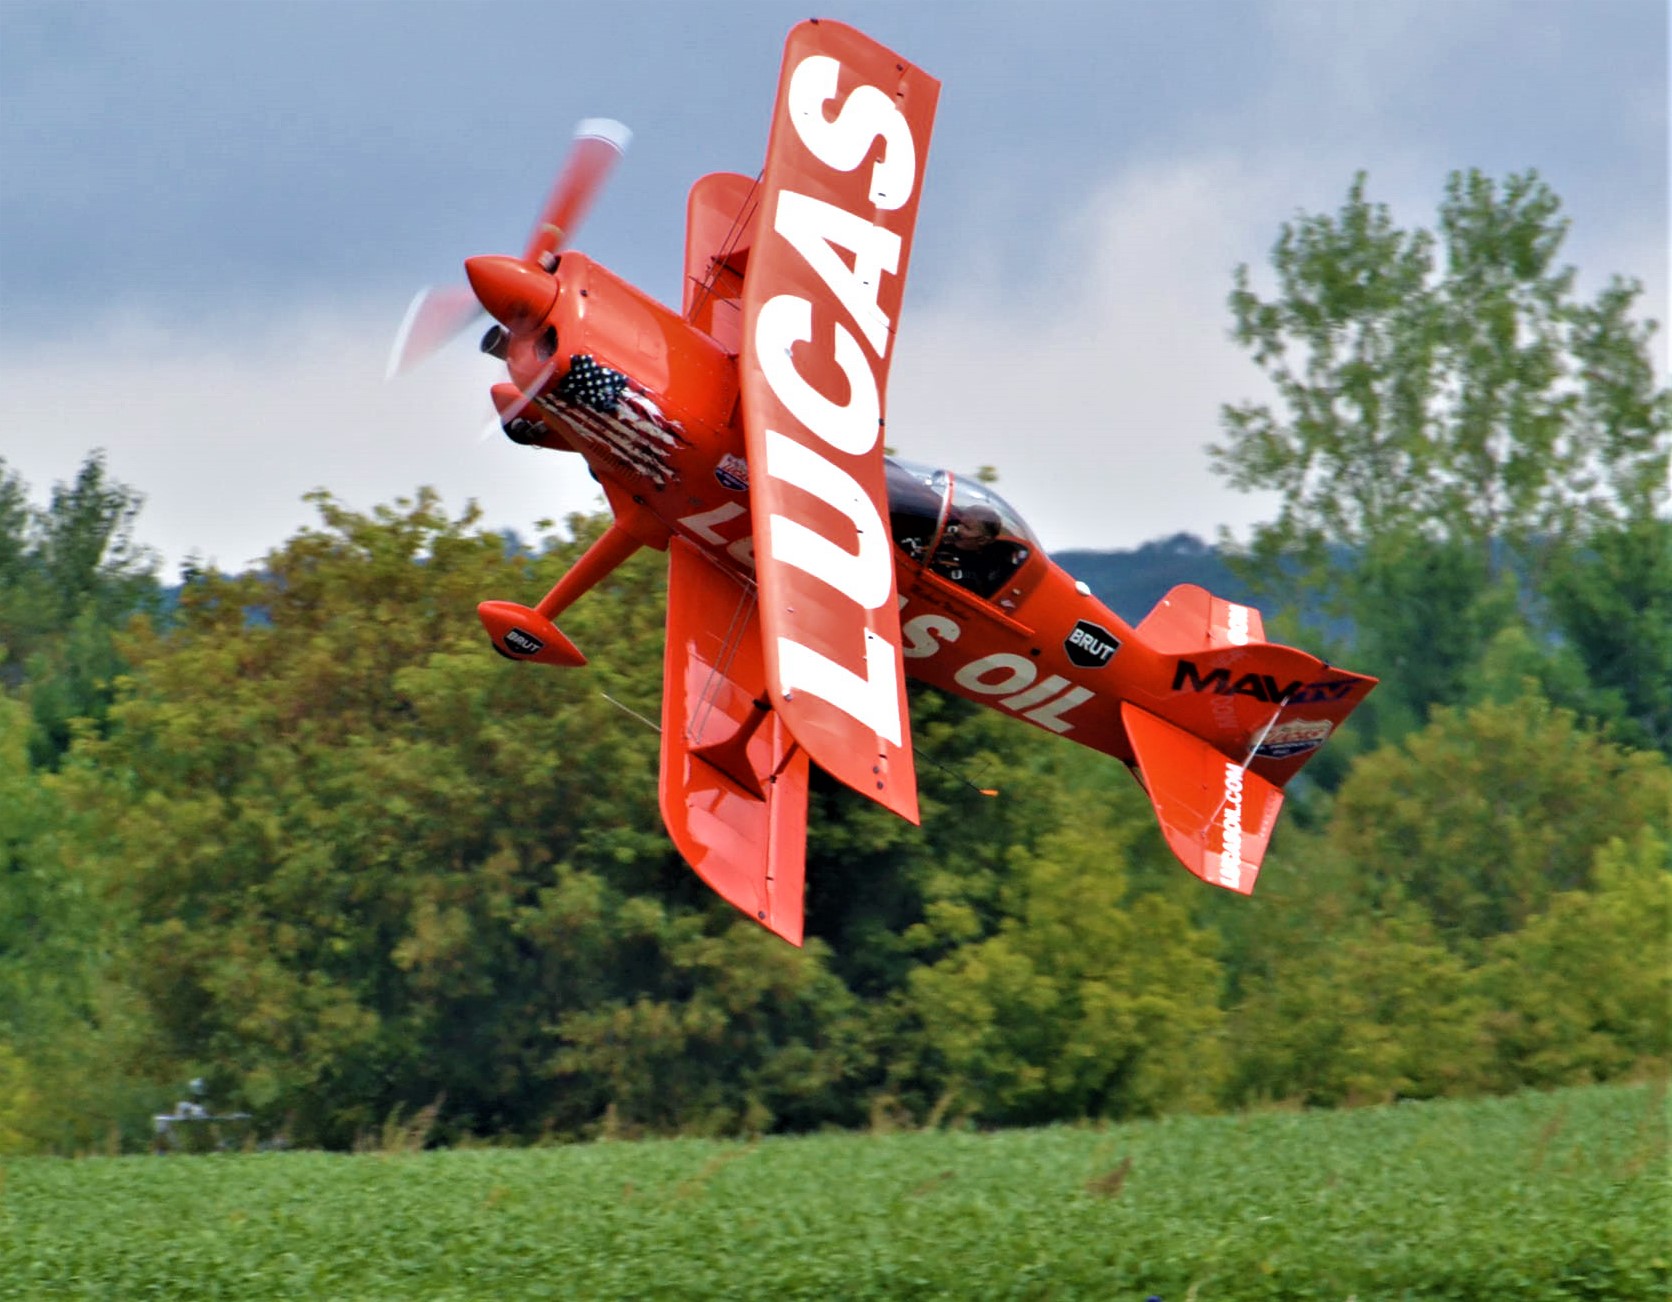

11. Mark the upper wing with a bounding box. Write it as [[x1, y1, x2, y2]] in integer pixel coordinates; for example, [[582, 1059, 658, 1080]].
[[738, 19, 940, 823], [683, 172, 760, 351]]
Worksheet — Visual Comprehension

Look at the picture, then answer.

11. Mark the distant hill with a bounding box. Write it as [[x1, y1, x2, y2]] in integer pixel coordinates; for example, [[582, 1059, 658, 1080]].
[[1051, 533, 1257, 626], [164, 531, 1291, 637]]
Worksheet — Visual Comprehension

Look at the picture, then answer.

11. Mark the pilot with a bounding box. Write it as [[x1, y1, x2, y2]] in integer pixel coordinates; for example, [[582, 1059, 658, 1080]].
[[932, 503, 1027, 597]]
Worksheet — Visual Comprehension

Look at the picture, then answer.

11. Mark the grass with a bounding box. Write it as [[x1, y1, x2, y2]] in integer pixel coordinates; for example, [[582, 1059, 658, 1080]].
[[1, 1081, 1665, 1300]]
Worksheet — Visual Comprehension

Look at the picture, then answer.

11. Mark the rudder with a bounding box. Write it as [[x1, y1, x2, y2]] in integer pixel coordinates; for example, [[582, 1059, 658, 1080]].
[[1122, 702, 1283, 895]]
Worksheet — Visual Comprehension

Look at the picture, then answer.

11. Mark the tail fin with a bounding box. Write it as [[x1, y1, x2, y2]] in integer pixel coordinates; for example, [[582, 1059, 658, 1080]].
[[1123, 585, 1377, 893], [1137, 584, 1377, 788]]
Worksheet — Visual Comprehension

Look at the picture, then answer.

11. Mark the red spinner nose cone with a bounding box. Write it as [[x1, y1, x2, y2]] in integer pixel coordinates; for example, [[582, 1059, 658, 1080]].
[[465, 255, 558, 331]]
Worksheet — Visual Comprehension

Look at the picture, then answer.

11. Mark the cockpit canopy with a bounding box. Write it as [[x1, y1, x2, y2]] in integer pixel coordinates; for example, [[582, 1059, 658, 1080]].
[[885, 458, 1040, 599]]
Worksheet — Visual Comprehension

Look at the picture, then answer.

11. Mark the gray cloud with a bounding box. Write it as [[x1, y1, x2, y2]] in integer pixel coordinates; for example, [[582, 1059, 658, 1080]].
[[0, 309, 604, 574], [2, 0, 1663, 569]]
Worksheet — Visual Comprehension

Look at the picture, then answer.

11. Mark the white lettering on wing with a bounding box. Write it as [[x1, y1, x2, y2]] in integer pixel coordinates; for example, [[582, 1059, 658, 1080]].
[[773, 191, 901, 357], [777, 628, 903, 746], [786, 53, 916, 210], [763, 431, 892, 610], [753, 51, 925, 747], [755, 294, 879, 454]]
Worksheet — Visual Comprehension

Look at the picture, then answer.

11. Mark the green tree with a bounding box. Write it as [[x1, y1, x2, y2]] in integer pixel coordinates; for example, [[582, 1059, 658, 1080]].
[[551, 916, 872, 1137], [1227, 905, 1489, 1107], [0, 692, 58, 1151], [1326, 693, 1670, 942], [1222, 689, 1671, 1108], [0, 692, 157, 1153], [56, 493, 681, 1144], [1541, 515, 1672, 749], [1474, 829, 1671, 1089], [0, 463, 31, 603], [891, 775, 1227, 1126], [1213, 170, 1670, 737], [0, 453, 160, 764], [0, 455, 167, 1152]]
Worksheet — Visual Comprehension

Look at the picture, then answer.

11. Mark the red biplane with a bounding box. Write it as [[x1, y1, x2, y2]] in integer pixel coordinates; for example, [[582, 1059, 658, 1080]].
[[391, 19, 1377, 945]]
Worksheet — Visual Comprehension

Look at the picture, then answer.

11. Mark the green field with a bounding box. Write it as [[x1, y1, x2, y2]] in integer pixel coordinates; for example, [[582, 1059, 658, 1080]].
[[2, 1082, 1665, 1300]]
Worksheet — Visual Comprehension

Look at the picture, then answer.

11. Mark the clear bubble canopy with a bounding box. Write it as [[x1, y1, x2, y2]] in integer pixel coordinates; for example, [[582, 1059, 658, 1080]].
[[883, 458, 1039, 598], [883, 458, 1040, 550]]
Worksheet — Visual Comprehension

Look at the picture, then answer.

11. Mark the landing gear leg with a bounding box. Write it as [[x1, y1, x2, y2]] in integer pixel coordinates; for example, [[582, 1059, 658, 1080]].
[[477, 520, 646, 666]]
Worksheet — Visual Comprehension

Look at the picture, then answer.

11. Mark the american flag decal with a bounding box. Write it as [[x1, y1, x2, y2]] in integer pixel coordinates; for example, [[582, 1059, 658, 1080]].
[[559, 354, 630, 413], [537, 355, 689, 487]]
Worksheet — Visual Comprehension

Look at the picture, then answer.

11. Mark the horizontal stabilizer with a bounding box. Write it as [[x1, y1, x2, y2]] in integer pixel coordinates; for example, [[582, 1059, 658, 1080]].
[[1122, 701, 1283, 895], [1137, 583, 1265, 653]]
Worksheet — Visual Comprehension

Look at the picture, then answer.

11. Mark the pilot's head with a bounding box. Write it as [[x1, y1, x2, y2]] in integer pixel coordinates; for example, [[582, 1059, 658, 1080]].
[[947, 503, 1001, 547]]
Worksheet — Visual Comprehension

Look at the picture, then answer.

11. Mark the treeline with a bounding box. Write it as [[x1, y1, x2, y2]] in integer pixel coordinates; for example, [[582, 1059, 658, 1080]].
[[2, 168, 1668, 1153]]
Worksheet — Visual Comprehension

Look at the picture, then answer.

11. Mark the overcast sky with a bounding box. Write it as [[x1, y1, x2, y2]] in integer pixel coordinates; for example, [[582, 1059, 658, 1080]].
[[2, 0, 1665, 574]]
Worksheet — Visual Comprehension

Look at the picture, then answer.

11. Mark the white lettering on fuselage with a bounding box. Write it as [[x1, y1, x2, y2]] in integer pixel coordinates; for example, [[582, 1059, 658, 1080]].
[[679, 500, 755, 568], [1225, 603, 1251, 647], [900, 612, 959, 658], [752, 52, 920, 747], [901, 613, 1095, 734]]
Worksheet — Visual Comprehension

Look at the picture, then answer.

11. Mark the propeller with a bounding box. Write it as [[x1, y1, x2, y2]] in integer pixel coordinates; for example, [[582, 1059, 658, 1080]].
[[385, 284, 482, 380], [523, 118, 633, 270], [386, 118, 632, 379]]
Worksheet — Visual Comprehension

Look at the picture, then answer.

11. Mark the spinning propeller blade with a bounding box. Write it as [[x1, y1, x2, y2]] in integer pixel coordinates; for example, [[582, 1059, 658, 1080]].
[[524, 118, 632, 269], [387, 117, 631, 377], [386, 284, 484, 379]]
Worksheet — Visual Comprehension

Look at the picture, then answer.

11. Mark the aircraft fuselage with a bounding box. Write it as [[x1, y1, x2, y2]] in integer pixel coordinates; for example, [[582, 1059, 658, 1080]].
[[491, 251, 1179, 770], [447, 19, 1374, 942]]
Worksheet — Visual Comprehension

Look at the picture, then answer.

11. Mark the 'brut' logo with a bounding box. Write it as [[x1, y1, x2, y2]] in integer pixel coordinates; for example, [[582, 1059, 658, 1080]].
[[1063, 620, 1119, 669], [504, 628, 545, 656]]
